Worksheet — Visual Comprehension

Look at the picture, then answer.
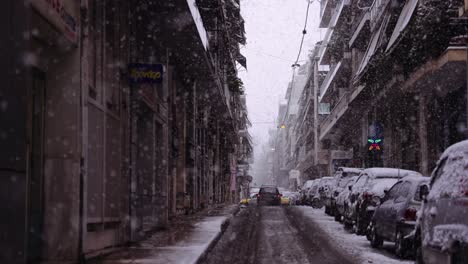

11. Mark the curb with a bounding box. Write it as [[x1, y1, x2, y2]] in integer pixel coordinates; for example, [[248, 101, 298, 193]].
[[195, 205, 241, 264]]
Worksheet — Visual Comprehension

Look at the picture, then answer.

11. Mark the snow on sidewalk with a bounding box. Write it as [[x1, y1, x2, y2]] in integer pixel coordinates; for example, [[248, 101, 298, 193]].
[[92, 205, 238, 264], [294, 207, 413, 264]]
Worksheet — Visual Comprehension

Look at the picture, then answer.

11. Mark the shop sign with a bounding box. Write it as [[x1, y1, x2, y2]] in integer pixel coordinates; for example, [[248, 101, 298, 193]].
[[31, 0, 78, 44], [128, 63, 163, 84]]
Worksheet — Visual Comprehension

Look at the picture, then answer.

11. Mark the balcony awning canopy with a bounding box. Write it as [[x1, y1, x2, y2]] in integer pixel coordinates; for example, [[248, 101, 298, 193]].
[[386, 0, 419, 52], [319, 0, 333, 28], [236, 53, 247, 69], [354, 15, 388, 80], [349, 12, 370, 48], [318, 0, 350, 65], [319, 61, 342, 103]]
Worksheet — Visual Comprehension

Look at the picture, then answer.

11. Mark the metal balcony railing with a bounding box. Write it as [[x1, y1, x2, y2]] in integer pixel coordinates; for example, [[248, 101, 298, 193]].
[[319, 92, 349, 140]]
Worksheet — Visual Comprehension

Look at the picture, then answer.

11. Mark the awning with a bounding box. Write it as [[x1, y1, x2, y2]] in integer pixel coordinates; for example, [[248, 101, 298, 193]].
[[349, 12, 370, 48], [355, 15, 388, 78], [319, 61, 342, 102], [386, 0, 419, 52], [236, 54, 247, 69]]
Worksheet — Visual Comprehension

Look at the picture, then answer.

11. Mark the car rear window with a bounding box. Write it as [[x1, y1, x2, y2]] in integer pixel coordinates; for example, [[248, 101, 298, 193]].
[[429, 156, 468, 199], [260, 187, 277, 193], [369, 178, 400, 196]]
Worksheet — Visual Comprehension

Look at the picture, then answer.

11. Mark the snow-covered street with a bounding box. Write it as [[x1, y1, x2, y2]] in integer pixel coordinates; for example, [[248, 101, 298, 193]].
[[202, 206, 417, 264], [293, 207, 414, 264]]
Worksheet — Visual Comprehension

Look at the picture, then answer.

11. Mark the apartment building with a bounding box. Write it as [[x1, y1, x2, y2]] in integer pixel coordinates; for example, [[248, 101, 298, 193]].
[[316, 0, 467, 175], [0, 0, 251, 262]]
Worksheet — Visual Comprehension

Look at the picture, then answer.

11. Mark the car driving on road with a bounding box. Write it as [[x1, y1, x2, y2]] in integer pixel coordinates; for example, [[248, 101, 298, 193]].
[[257, 185, 281, 206]]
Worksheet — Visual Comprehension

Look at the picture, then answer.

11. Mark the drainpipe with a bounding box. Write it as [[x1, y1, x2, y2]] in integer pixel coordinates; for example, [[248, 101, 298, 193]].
[[465, 23, 468, 138]]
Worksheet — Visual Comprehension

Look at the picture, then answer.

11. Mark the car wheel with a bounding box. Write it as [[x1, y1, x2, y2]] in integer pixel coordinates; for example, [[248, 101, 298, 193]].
[[370, 225, 383, 248], [334, 213, 341, 222], [451, 242, 468, 264], [354, 215, 364, 235], [395, 230, 407, 258]]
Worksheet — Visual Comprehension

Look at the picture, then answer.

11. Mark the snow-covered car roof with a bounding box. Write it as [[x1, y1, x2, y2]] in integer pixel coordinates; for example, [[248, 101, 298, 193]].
[[400, 175, 430, 184], [302, 180, 315, 189], [439, 140, 468, 160], [362, 167, 422, 178], [336, 167, 363, 174]]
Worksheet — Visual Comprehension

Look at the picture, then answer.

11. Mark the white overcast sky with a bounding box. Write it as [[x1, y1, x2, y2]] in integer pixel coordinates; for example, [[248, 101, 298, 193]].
[[239, 0, 322, 152]]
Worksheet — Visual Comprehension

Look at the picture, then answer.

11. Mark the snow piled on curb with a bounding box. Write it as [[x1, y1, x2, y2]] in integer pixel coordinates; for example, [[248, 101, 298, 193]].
[[295, 207, 413, 264]]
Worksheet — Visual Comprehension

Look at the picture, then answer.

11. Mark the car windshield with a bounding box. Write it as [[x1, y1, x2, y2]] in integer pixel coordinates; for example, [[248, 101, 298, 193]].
[[3, 0, 467, 263]]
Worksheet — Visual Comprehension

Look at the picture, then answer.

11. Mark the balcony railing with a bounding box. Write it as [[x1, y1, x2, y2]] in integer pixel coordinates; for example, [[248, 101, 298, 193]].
[[319, 92, 349, 141], [369, 0, 390, 30], [318, 0, 350, 65]]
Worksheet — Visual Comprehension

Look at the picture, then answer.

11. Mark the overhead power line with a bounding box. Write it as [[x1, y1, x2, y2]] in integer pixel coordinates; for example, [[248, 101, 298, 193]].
[[292, 0, 313, 68]]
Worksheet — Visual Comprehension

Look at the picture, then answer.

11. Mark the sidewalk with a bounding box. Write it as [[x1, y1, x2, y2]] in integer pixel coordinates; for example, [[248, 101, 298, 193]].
[[89, 205, 239, 264]]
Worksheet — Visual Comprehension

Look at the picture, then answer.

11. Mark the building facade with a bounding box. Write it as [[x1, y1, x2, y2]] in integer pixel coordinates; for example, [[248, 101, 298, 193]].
[[0, 0, 251, 262], [269, 0, 467, 189]]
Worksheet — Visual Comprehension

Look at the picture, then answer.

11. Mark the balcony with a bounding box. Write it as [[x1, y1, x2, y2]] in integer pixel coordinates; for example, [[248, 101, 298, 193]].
[[369, 0, 391, 31], [349, 11, 370, 48], [319, 92, 349, 141], [318, 0, 351, 65], [187, 0, 209, 50], [319, 61, 342, 103], [319, 0, 333, 28]]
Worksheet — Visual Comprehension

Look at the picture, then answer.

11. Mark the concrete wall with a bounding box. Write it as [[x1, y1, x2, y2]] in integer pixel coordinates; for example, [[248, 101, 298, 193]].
[[0, 1, 29, 262]]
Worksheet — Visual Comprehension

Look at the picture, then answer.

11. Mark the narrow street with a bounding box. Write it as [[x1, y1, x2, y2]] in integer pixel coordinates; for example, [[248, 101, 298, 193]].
[[203, 206, 355, 264]]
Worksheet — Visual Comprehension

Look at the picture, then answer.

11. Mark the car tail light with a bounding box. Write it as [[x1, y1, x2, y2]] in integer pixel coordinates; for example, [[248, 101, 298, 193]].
[[404, 207, 417, 221]]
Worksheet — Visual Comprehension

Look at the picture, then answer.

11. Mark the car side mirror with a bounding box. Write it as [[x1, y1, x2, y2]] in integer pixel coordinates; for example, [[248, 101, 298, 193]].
[[384, 189, 389, 195], [419, 185, 429, 201]]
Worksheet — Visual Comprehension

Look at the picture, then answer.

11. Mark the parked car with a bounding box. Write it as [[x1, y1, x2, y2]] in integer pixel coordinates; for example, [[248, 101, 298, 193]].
[[289, 191, 301, 205], [335, 176, 359, 223], [257, 185, 281, 206], [346, 168, 422, 235], [324, 167, 363, 216], [368, 175, 429, 258], [306, 180, 321, 207], [416, 140, 468, 264], [318, 176, 334, 205], [300, 180, 316, 205]]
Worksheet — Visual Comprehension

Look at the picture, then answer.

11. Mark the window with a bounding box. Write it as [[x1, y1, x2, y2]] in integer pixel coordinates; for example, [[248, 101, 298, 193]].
[[395, 182, 411, 202], [385, 182, 402, 200]]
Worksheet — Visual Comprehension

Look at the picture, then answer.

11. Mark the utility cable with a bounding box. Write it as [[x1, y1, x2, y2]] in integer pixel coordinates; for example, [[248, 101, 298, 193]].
[[292, 0, 313, 68]]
